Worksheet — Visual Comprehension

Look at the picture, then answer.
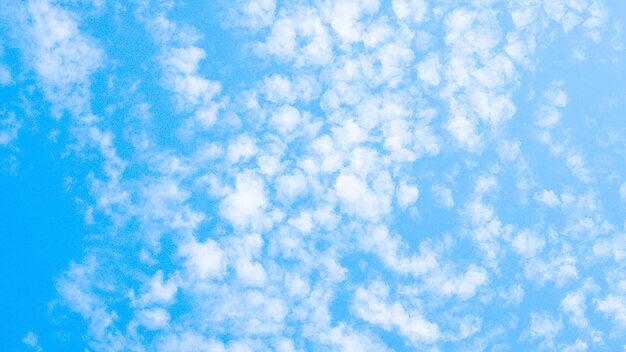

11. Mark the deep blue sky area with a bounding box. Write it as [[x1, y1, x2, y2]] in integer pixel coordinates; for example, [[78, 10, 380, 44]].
[[0, 127, 85, 351]]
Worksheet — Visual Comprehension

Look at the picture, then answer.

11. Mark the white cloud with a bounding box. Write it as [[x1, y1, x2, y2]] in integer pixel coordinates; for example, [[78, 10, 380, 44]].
[[524, 312, 563, 347], [138, 307, 170, 330], [275, 171, 307, 204], [178, 238, 225, 280], [536, 82, 567, 129], [230, 233, 267, 287], [270, 105, 302, 135], [318, 324, 391, 352], [417, 53, 441, 86], [0, 64, 12, 86], [323, 0, 380, 43], [432, 184, 455, 208], [227, 135, 258, 164], [396, 181, 419, 209], [535, 189, 561, 207], [497, 140, 521, 162], [0, 112, 21, 146], [392, 0, 428, 24], [241, 0, 276, 30], [22, 331, 43, 352], [620, 182, 626, 202], [235, 259, 267, 287], [444, 8, 501, 56], [359, 225, 438, 276], [376, 40, 414, 86], [354, 281, 440, 344], [447, 115, 480, 150], [162, 46, 221, 111], [137, 270, 178, 306], [524, 255, 579, 286], [561, 339, 588, 352], [23, 0, 103, 118], [561, 290, 588, 328], [55, 257, 118, 340], [596, 295, 626, 326], [511, 229, 546, 257], [440, 265, 489, 300], [334, 172, 392, 221], [220, 171, 268, 228], [157, 333, 225, 352]]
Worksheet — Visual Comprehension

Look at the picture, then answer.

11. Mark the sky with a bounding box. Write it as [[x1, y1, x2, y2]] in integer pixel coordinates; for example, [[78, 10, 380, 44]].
[[1, 0, 626, 351]]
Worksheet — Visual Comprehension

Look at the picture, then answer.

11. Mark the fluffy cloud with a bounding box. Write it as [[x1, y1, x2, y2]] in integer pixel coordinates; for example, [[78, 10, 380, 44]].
[[354, 281, 440, 344]]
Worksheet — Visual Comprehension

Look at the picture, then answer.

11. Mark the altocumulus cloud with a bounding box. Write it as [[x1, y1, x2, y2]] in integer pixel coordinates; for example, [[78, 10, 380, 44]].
[[2, 0, 626, 351]]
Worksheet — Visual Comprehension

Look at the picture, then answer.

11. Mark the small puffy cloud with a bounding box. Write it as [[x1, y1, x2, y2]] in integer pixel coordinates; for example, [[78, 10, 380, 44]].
[[524, 255, 579, 286], [22, 0, 103, 117], [163, 46, 221, 110], [324, 0, 380, 43], [157, 333, 225, 352], [0, 64, 12, 86], [620, 182, 626, 202], [432, 184, 455, 208], [524, 312, 563, 346], [220, 171, 268, 228], [535, 189, 561, 207], [511, 229, 545, 257], [536, 82, 567, 129], [137, 270, 178, 306], [235, 259, 267, 287], [241, 0, 276, 30], [231, 233, 267, 287], [335, 172, 392, 221], [359, 225, 438, 276], [275, 171, 307, 203], [566, 153, 593, 183], [354, 281, 440, 344], [447, 115, 480, 150], [464, 199, 495, 226], [497, 140, 521, 162], [0, 112, 21, 146], [418, 53, 441, 86], [396, 181, 419, 209], [561, 290, 588, 328], [227, 135, 258, 164], [596, 295, 626, 326], [440, 265, 489, 300], [561, 339, 588, 352], [22, 331, 42, 352], [392, 0, 428, 24], [178, 238, 225, 280], [270, 105, 302, 135], [138, 307, 170, 330]]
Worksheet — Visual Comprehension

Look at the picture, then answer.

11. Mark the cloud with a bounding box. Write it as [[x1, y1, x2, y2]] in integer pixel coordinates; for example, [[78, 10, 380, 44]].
[[7, 0, 625, 350], [511, 229, 545, 257], [0, 64, 12, 86], [0, 112, 21, 146], [524, 312, 563, 348], [21, 0, 103, 118], [22, 331, 43, 352], [354, 281, 440, 344], [535, 189, 561, 207], [219, 171, 269, 229], [178, 238, 225, 280]]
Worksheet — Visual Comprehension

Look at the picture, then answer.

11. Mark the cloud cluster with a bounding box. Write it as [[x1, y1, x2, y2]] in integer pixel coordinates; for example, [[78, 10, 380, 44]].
[[4, 0, 626, 351]]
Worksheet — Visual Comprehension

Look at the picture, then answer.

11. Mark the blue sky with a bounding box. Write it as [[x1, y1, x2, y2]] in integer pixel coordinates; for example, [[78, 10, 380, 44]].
[[2, 0, 626, 351]]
